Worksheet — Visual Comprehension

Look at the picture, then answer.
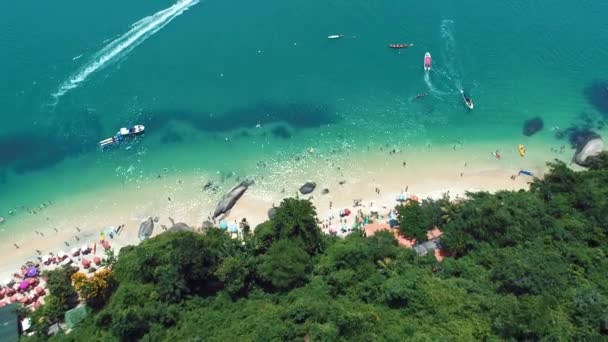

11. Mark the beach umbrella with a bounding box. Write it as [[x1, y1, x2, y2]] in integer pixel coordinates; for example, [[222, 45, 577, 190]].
[[34, 300, 42, 309], [57, 251, 66, 259], [344, 209, 351, 216], [93, 256, 101, 265], [229, 223, 238, 233], [35, 287, 45, 296], [6, 288, 15, 296], [26, 278, 37, 286], [219, 220, 228, 230], [102, 240, 111, 250], [20, 296, 29, 304], [81, 244, 90, 252], [26, 267, 38, 278], [70, 248, 80, 256], [19, 280, 29, 290]]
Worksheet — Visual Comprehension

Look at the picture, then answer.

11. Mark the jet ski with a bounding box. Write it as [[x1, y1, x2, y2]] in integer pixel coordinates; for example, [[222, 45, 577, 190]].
[[119, 125, 145, 137], [460, 90, 474, 109], [424, 52, 431, 71], [389, 43, 413, 49], [327, 35, 343, 39]]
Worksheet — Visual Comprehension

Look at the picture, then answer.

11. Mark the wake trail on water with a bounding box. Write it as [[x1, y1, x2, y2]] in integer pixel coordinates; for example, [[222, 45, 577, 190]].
[[51, 0, 199, 101]]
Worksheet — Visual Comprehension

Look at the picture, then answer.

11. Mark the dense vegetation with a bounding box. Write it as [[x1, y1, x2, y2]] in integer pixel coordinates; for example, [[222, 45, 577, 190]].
[[23, 154, 608, 341]]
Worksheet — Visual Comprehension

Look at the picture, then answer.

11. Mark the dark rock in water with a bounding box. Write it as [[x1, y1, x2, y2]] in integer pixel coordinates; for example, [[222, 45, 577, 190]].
[[523, 117, 544, 136], [567, 128, 600, 149], [584, 80, 608, 116], [271, 125, 292, 139], [574, 137, 604, 166], [268, 207, 277, 220], [213, 180, 254, 219], [138, 217, 154, 241], [321, 188, 330, 195], [299, 182, 316, 195]]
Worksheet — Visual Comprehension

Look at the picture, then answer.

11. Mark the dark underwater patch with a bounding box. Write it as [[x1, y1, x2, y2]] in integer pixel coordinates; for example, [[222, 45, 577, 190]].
[[271, 125, 292, 139], [584, 80, 608, 116], [142, 101, 336, 133]]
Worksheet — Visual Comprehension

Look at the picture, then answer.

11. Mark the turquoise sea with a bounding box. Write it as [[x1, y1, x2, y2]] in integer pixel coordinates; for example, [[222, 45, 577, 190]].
[[1, 0, 608, 231]]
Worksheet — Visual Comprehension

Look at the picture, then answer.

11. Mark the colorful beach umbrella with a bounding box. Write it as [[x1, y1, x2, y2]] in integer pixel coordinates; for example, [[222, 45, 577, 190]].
[[19, 280, 29, 290], [219, 220, 228, 230], [26, 267, 38, 278]]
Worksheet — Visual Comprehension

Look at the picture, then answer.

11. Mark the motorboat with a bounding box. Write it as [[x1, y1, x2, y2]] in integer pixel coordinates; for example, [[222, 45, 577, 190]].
[[328, 34, 344, 39], [99, 125, 145, 149], [424, 52, 431, 71]]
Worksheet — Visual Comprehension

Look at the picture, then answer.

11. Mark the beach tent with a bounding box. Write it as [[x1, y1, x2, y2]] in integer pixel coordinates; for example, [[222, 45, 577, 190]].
[[0, 303, 19, 342], [65, 305, 91, 330]]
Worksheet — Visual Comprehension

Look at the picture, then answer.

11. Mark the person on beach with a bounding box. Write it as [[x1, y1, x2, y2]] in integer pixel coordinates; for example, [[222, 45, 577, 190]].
[[14, 243, 19, 249], [76, 227, 81, 232], [53, 228, 58, 233]]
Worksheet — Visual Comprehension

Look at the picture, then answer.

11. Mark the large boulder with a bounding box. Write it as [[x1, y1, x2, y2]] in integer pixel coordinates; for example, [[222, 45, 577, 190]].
[[523, 117, 544, 136], [575, 138, 604, 166], [299, 182, 316, 195], [138, 217, 154, 241]]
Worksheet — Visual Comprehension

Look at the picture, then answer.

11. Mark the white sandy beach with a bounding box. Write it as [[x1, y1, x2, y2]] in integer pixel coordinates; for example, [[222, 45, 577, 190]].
[[0, 140, 573, 280]]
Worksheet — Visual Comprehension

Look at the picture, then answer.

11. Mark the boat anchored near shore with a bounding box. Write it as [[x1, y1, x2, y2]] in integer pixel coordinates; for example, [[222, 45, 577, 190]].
[[99, 125, 145, 149]]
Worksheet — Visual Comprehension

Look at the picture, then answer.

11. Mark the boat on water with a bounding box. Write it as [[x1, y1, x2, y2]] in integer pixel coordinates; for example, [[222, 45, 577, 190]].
[[99, 125, 145, 149], [389, 43, 413, 49], [424, 52, 431, 71], [328, 34, 343, 39], [460, 90, 474, 109]]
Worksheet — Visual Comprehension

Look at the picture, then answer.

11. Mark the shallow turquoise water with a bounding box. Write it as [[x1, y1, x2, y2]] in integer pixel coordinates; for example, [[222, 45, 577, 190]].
[[1, 0, 608, 227]]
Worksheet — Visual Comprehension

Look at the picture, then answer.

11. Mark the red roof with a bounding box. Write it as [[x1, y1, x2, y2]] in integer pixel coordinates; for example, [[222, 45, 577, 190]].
[[364, 224, 445, 261]]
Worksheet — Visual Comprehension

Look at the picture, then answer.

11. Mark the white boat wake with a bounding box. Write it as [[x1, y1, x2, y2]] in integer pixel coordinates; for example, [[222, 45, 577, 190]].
[[52, 0, 199, 100]]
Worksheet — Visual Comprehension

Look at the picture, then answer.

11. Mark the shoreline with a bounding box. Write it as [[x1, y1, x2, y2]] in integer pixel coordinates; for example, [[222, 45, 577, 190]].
[[0, 139, 574, 280]]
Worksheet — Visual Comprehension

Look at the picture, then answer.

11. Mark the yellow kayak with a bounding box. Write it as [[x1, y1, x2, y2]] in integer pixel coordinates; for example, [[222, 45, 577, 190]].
[[518, 144, 526, 157]]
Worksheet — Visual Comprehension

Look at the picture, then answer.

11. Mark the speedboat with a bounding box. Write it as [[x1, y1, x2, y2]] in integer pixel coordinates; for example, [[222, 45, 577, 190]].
[[328, 34, 343, 39], [424, 52, 431, 71], [119, 125, 145, 137], [460, 90, 474, 109], [389, 43, 413, 49], [99, 125, 145, 149]]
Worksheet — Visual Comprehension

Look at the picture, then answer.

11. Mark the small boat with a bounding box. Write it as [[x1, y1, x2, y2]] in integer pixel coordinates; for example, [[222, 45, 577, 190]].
[[518, 144, 526, 157], [99, 125, 145, 149], [119, 125, 145, 137], [460, 90, 474, 109], [389, 43, 413, 49], [328, 35, 343, 39], [424, 52, 431, 71]]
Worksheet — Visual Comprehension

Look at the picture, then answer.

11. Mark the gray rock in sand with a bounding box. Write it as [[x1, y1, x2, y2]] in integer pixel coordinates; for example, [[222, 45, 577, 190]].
[[138, 217, 154, 241], [575, 138, 604, 166], [268, 207, 277, 220], [299, 182, 316, 195], [201, 220, 214, 231], [213, 180, 254, 219], [167, 217, 192, 232]]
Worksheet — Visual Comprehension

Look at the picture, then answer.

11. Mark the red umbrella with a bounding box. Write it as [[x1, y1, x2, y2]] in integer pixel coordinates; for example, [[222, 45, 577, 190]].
[[19, 296, 29, 304], [93, 256, 101, 265], [35, 287, 45, 296], [33, 300, 41, 309], [6, 288, 15, 296], [82, 259, 91, 269], [344, 208, 351, 216]]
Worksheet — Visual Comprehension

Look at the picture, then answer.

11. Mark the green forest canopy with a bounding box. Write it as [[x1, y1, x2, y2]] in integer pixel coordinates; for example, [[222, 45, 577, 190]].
[[24, 154, 608, 341]]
